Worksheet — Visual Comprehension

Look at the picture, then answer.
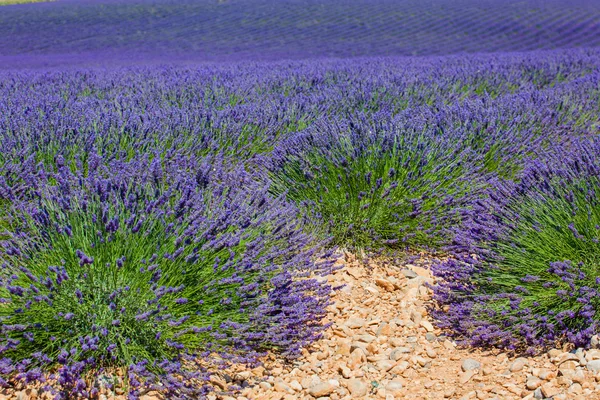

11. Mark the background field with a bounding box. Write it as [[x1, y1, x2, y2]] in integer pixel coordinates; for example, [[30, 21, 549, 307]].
[[1, 0, 600, 67]]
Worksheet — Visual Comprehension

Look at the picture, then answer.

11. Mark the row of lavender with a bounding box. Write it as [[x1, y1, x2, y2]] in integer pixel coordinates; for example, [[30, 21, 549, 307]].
[[0, 48, 599, 397]]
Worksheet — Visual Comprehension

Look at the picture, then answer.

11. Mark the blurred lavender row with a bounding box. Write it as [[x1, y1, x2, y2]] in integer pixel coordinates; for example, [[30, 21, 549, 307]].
[[1, 0, 600, 67]]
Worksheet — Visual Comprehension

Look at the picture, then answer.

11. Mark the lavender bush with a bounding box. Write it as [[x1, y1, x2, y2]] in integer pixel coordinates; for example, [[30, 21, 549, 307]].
[[432, 138, 600, 353], [0, 153, 332, 397], [267, 112, 482, 251]]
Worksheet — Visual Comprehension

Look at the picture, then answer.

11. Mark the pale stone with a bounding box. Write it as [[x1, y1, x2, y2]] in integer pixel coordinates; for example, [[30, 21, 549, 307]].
[[540, 383, 560, 398], [561, 369, 585, 384], [420, 320, 434, 332], [586, 349, 600, 360], [538, 369, 556, 380], [289, 380, 302, 392], [548, 349, 562, 358], [301, 376, 320, 390], [444, 388, 456, 398], [586, 359, 600, 373], [415, 356, 430, 367], [569, 383, 583, 394], [411, 266, 431, 277], [557, 353, 580, 365], [274, 381, 294, 394], [462, 358, 481, 371], [376, 359, 396, 372], [347, 379, 369, 397], [390, 347, 412, 361], [377, 322, 393, 337], [509, 357, 528, 372], [357, 334, 376, 343], [560, 360, 579, 370], [385, 381, 403, 396], [348, 348, 366, 369], [345, 317, 366, 329], [400, 269, 417, 279], [338, 364, 352, 379], [337, 342, 351, 356], [526, 376, 543, 390], [591, 334, 600, 349], [308, 382, 336, 397], [503, 384, 522, 395], [556, 376, 573, 387], [460, 370, 478, 384], [390, 360, 410, 374], [375, 278, 395, 292]]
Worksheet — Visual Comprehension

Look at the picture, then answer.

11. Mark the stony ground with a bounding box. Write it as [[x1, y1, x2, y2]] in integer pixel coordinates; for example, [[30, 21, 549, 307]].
[[3, 253, 600, 400], [211, 252, 600, 400]]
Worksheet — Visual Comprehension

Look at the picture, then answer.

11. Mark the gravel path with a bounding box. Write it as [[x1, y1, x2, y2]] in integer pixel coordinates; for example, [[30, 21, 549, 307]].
[[216, 253, 600, 400]]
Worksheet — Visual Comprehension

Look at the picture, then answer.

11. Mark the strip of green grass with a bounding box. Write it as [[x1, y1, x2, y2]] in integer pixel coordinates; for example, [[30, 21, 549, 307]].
[[0, 0, 53, 5]]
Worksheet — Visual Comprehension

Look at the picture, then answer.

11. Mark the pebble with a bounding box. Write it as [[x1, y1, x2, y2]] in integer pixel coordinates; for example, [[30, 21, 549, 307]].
[[459, 370, 478, 384], [462, 358, 482, 372], [376, 359, 395, 372], [375, 278, 395, 292], [591, 335, 600, 349], [345, 317, 366, 329], [443, 388, 456, 398], [338, 365, 352, 379], [556, 376, 573, 387], [586, 359, 600, 373], [348, 348, 366, 369], [400, 269, 418, 279], [307, 382, 336, 397], [586, 349, 600, 360], [420, 320, 434, 332], [426, 348, 437, 358], [289, 380, 302, 392], [274, 381, 294, 394], [541, 383, 560, 398], [425, 333, 437, 342], [509, 357, 528, 372], [347, 378, 369, 397], [390, 347, 411, 360], [385, 380, 403, 396], [538, 369, 556, 380], [556, 353, 579, 365], [526, 376, 542, 390]]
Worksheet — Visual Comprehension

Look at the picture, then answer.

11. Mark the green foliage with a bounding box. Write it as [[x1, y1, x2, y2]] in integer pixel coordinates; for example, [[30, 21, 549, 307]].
[[269, 117, 476, 251]]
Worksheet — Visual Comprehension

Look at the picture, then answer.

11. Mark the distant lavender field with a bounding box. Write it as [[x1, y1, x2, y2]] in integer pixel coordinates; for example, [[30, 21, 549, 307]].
[[1, 1, 600, 398], [1, 0, 600, 67]]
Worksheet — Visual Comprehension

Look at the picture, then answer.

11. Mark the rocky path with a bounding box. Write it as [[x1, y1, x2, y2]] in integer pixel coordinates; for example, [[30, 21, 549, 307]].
[[217, 253, 600, 400]]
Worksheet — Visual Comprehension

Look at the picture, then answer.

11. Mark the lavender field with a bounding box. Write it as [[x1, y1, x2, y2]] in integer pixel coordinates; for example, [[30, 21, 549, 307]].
[[1, 0, 600, 398]]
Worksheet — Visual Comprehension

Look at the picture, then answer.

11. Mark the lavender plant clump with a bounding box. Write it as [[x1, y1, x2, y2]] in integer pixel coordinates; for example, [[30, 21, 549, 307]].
[[0, 153, 334, 398], [432, 139, 600, 353]]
